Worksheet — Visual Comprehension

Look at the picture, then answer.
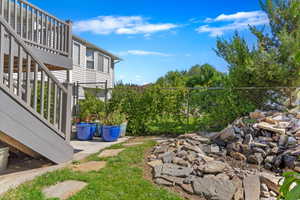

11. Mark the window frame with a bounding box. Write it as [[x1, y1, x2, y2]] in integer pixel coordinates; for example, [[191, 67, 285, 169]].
[[86, 49, 95, 70], [103, 56, 110, 73], [97, 53, 110, 73], [72, 42, 80, 66], [97, 53, 104, 72]]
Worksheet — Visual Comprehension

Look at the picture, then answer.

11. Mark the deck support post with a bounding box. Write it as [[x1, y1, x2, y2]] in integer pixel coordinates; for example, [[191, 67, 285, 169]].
[[62, 83, 72, 143]]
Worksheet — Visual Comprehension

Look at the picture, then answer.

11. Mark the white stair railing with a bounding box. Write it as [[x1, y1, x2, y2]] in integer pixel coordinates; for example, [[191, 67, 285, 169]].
[[0, 0, 72, 57], [0, 15, 71, 142]]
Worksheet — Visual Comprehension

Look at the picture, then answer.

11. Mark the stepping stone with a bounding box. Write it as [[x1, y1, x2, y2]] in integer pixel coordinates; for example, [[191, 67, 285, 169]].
[[98, 149, 124, 158], [42, 180, 87, 200], [72, 161, 107, 172], [123, 142, 144, 147]]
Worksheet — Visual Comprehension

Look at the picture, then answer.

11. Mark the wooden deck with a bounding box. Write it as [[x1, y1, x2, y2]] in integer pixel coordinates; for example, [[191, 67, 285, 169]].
[[0, 1, 73, 164]]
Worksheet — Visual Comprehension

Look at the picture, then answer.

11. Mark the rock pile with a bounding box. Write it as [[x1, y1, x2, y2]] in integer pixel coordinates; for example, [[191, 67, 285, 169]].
[[212, 110, 300, 172], [148, 133, 281, 200], [148, 111, 300, 199]]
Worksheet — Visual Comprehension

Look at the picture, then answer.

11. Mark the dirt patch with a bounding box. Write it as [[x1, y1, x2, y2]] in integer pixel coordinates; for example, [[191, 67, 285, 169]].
[[125, 136, 151, 143], [98, 149, 125, 158], [143, 145, 206, 200]]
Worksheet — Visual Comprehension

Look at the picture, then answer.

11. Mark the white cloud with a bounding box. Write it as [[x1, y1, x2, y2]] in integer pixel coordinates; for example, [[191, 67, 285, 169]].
[[189, 18, 202, 24], [73, 16, 178, 36], [197, 11, 269, 37], [214, 11, 266, 22], [119, 74, 126, 79], [119, 50, 172, 57]]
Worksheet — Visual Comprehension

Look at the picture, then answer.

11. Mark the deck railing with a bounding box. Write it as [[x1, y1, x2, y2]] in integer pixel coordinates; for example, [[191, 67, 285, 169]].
[[0, 15, 71, 142], [0, 0, 72, 57]]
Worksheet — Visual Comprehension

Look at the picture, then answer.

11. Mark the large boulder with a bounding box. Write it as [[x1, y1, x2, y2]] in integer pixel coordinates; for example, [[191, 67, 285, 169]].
[[193, 177, 236, 200], [198, 161, 227, 174], [218, 125, 236, 142], [161, 164, 193, 178]]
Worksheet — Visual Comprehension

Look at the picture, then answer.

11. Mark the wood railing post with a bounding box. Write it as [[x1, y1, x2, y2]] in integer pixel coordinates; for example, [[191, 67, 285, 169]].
[[62, 83, 72, 143], [66, 20, 72, 59]]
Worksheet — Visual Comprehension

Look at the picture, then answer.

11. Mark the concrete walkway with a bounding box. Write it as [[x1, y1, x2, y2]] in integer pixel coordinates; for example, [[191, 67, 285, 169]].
[[0, 137, 129, 196]]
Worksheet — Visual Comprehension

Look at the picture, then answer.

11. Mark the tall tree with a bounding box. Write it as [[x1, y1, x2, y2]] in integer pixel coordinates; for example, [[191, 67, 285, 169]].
[[186, 64, 225, 87], [216, 0, 300, 87]]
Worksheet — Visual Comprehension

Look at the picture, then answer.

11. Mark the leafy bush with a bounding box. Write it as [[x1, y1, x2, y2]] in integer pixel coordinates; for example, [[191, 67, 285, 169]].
[[190, 88, 256, 131], [99, 111, 127, 126], [279, 172, 300, 200], [78, 92, 105, 122], [107, 85, 189, 135]]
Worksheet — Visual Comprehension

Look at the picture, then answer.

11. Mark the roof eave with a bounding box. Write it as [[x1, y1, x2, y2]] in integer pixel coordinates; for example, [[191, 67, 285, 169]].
[[72, 35, 122, 61]]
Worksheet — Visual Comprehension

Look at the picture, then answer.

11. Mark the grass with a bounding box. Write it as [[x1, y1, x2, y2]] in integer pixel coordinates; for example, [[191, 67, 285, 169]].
[[0, 140, 183, 200]]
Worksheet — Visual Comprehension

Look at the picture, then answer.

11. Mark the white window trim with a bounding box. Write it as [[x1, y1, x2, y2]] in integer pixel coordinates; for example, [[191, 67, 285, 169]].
[[86, 49, 95, 70], [73, 41, 81, 67], [97, 52, 111, 74]]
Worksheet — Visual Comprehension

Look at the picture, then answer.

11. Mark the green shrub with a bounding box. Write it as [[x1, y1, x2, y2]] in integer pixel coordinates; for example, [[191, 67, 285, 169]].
[[107, 85, 189, 135], [279, 172, 300, 200], [78, 92, 105, 122], [99, 111, 126, 126]]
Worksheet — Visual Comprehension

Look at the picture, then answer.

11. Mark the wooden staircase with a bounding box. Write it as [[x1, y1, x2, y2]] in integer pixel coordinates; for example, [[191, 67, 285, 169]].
[[0, 0, 73, 164]]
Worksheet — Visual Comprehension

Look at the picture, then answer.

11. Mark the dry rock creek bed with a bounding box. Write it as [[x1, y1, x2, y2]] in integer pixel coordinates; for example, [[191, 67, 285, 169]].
[[147, 111, 300, 200]]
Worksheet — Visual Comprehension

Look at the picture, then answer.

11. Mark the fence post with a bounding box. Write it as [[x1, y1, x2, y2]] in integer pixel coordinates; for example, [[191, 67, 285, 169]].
[[104, 80, 108, 116], [186, 89, 190, 134], [76, 81, 79, 118], [105, 80, 108, 104], [62, 83, 72, 143]]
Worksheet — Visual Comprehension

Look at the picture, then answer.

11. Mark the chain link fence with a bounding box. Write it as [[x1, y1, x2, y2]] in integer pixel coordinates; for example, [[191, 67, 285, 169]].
[[73, 85, 300, 135]]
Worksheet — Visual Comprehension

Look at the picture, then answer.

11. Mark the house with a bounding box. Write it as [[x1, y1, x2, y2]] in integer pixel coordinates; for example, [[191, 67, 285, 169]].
[[0, 0, 94, 164], [52, 35, 121, 101]]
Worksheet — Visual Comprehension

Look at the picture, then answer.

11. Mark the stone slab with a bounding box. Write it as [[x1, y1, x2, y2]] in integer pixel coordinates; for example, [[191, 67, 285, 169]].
[[42, 180, 87, 200], [98, 149, 125, 158], [193, 177, 236, 200], [72, 161, 106, 172], [148, 160, 163, 168], [243, 175, 260, 200], [72, 137, 129, 161]]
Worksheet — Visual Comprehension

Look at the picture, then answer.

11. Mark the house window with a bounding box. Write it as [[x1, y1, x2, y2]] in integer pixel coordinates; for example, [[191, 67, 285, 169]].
[[73, 43, 80, 65], [86, 49, 94, 69], [98, 54, 104, 72], [103, 57, 110, 73]]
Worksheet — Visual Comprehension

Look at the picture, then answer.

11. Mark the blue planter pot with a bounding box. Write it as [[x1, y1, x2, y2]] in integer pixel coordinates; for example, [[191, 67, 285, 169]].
[[101, 125, 121, 142], [96, 124, 103, 137], [76, 123, 94, 141], [90, 123, 98, 136], [120, 122, 128, 137]]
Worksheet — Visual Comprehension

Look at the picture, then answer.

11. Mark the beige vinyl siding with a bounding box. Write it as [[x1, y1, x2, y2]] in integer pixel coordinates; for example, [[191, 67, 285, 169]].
[[51, 70, 67, 83], [52, 39, 115, 88]]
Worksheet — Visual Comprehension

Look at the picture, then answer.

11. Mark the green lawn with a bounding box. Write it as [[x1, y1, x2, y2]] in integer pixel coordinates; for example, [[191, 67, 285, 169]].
[[0, 140, 183, 200]]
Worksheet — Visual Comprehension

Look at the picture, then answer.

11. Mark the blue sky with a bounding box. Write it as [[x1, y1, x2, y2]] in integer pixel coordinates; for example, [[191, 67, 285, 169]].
[[31, 0, 268, 85]]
